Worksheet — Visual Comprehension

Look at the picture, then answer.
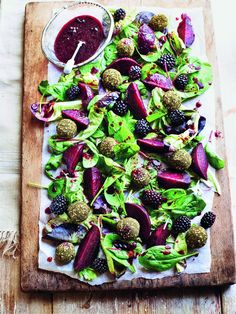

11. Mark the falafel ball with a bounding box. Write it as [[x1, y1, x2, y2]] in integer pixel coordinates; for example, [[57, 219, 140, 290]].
[[162, 90, 182, 110], [117, 38, 135, 57], [168, 149, 192, 170], [186, 226, 208, 249], [55, 242, 75, 264], [117, 217, 140, 240], [99, 137, 117, 158], [102, 69, 122, 91], [67, 201, 91, 223], [148, 14, 168, 32], [56, 119, 77, 139], [132, 167, 151, 189]]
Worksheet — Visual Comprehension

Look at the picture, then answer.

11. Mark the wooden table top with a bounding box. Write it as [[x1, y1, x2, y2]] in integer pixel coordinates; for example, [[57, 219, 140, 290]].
[[0, 0, 236, 312]]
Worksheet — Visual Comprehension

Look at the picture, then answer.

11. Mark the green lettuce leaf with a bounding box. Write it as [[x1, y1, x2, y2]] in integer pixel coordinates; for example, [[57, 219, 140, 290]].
[[79, 267, 97, 281], [45, 154, 62, 179], [138, 245, 198, 272], [205, 143, 225, 170], [38, 71, 78, 100], [160, 189, 206, 218]]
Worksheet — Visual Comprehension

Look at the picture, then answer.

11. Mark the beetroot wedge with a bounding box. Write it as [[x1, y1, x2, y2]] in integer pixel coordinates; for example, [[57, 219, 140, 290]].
[[62, 109, 89, 130], [83, 167, 103, 201], [143, 73, 173, 91], [125, 203, 151, 242], [191, 143, 208, 180], [73, 224, 100, 271], [147, 224, 170, 248], [63, 143, 84, 175], [177, 14, 195, 48], [126, 83, 147, 119], [138, 24, 155, 54], [78, 83, 94, 109], [137, 138, 169, 153], [107, 58, 140, 75], [157, 169, 191, 189]]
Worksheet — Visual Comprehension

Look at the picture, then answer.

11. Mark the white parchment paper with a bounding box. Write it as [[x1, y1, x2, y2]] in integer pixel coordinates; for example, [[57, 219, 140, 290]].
[[39, 7, 217, 285]]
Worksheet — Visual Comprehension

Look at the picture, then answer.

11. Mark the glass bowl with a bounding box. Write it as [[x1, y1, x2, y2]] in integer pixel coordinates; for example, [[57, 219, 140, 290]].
[[41, 1, 114, 68]]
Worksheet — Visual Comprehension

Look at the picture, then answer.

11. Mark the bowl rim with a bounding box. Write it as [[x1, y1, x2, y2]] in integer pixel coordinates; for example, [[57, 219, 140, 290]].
[[41, 0, 114, 69]]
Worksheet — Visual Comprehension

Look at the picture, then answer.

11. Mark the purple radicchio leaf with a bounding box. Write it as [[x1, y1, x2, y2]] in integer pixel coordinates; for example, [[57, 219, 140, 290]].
[[143, 73, 173, 91], [177, 14, 195, 48], [30, 100, 82, 122]]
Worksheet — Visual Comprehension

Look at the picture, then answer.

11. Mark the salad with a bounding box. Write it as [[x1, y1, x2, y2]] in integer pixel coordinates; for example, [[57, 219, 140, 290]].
[[32, 8, 225, 282]]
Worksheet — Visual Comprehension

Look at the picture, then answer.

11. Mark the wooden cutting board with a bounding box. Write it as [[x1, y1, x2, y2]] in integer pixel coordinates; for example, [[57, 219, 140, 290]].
[[21, 0, 235, 291]]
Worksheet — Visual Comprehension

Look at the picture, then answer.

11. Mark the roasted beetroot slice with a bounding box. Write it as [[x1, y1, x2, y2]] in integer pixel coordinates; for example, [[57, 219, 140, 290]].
[[126, 83, 147, 119], [63, 143, 84, 175], [147, 224, 170, 248], [191, 143, 208, 180], [96, 91, 120, 108], [125, 203, 151, 242], [143, 73, 173, 91], [62, 109, 89, 130], [73, 224, 100, 271], [157, 169, 191, 189], [137, 138, 169, 153], [78, 83, 94, 109], [138, 24, 155, 54], [177, 14, 195, 48], [83, 167, 103, 201], [107, 58, 140, 75]]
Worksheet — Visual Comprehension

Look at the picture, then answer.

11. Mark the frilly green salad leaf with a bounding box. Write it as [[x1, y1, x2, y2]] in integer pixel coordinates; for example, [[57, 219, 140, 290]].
[[79, 268, 97, 281], [38, 71, 78, 100], [45, 154, 62, 179], [138, 246, 198, 272], [48, 178, 65, 199], [101, 233, 142, 274], [48, 136, 75, 154]]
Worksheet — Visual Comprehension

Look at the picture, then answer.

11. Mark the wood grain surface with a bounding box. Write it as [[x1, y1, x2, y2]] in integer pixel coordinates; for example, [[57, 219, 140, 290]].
[[21, 0, 235, 292]]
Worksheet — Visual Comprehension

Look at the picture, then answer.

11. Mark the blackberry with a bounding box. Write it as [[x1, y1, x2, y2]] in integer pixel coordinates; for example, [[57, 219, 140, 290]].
[[91, 258, 108, 273], [113, 240, 137, 251], [65, 85, 80, 100], [135, 119, 151, 138], [129, 65, 141, 81], [141, 190, 164, 207], [114, 8, 126, 22], [174, 74, 189, 90], [50, 195, 68, 215], [172, 216, 191, 235], [200, 212, 216, 229], [169, 110, 186, 126], [157, 53, 176, 71], [112, 100, 128, 116]]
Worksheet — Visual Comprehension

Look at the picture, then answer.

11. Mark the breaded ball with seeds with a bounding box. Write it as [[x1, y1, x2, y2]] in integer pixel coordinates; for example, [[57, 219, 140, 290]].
[[168, 149, 192, 170], [99, 137, 117, 158], [56, 119, 77, 139], [55, 242, 75, 264], [117, 38, 135, 57], [117, 217, 140, 240], [67, 201, 91, 223], [186, 226, 208, 249], [149, 14, 168, 31], [162, 90, 182, 110], [132, 168, 151, 189], [102, 69, 122, 91]]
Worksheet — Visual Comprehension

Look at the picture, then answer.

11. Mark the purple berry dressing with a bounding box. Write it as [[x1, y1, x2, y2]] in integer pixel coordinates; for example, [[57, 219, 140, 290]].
[[54, 15, 104, 64]]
